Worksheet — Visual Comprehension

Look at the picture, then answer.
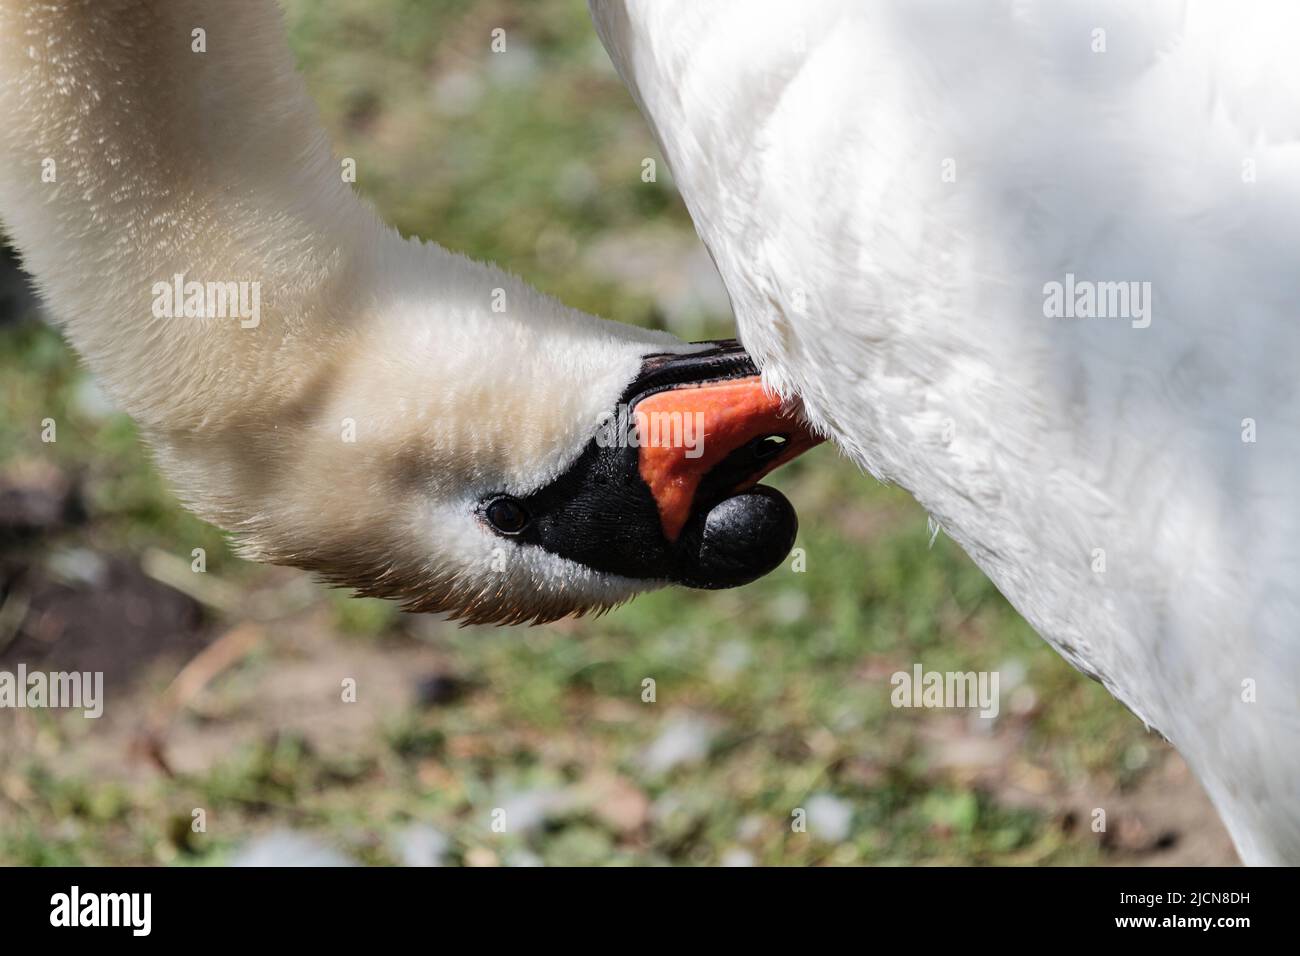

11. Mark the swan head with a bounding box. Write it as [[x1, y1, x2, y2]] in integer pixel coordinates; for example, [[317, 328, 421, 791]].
[[0, 0, 820, 627], [204, 264, 822, 626]]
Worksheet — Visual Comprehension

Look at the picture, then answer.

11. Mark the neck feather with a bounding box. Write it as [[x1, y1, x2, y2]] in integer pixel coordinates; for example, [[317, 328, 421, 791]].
[[0, 0, 390, 433]]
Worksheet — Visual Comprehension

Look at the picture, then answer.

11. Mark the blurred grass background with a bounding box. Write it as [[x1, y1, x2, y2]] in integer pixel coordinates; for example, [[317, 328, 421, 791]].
[[0, 0, 1234, 865]]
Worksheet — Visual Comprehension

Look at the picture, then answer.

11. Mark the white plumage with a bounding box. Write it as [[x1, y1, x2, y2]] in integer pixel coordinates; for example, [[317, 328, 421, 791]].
[[592, 0, 1300, 864]]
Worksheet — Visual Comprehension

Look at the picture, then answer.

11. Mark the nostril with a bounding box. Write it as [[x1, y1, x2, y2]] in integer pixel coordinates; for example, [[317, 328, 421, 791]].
[[751, 434, 788, 460]]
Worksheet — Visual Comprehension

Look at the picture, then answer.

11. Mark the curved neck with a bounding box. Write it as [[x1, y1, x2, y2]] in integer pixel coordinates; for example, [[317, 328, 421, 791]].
[[0, 0, 388, 432]]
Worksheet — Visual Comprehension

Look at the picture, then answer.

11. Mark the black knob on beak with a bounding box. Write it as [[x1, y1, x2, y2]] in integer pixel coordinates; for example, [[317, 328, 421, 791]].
[[677, 485, 798, 589]]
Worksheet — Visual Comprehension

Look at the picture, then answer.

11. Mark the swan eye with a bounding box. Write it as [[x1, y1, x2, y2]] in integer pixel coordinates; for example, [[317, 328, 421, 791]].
[[484, 496, 530, 535]]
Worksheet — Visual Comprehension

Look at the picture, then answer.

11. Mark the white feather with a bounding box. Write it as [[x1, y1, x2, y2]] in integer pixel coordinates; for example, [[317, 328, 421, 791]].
[[592, 0, 1300, 864]]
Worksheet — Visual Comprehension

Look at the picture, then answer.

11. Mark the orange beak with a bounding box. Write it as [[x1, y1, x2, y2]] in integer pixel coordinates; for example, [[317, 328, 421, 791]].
[[634, 375, 823, 543]]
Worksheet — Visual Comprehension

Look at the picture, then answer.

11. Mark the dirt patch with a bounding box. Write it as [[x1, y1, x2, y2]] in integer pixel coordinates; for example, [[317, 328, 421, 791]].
[[918, 715, 1239, 865]]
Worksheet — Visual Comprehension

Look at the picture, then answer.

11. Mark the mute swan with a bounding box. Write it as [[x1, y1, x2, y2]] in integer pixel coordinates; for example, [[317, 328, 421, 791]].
[[590, 0, 1300, 864], [0, 0, 821, 626]]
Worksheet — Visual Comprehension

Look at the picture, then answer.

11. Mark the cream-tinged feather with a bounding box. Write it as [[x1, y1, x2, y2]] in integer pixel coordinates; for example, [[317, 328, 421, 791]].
[[0, 0, 680, 623]]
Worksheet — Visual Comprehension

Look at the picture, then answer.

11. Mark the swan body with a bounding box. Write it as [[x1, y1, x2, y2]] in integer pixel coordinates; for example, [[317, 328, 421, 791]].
[[0, 0, 819, 625], [591, 0, 1300, 863]]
